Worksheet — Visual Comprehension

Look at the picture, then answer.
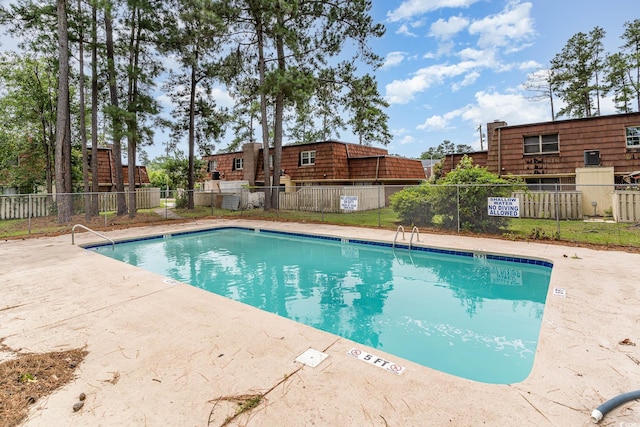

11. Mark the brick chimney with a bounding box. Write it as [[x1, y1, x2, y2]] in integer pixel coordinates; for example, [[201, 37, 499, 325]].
[[486, 120, 507, 150], [242, 142, 262, 186]]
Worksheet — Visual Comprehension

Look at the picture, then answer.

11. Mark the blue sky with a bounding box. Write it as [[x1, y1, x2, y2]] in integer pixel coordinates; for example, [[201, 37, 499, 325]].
[[368, 0, 639, 159]]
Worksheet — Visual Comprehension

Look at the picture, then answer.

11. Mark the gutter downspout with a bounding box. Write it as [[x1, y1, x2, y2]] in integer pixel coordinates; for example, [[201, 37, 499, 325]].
[[497, 127, 502, 177], [375, 157, 380, 182]]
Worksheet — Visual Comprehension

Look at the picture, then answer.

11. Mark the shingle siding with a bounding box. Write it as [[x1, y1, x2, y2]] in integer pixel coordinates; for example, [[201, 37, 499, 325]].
[[485, 113, 640, 177], [202, 141, 425, 185]]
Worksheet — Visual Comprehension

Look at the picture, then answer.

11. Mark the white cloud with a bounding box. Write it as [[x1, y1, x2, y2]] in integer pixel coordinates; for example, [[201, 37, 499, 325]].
[[457, 47, 486, 61], [452, 71, 480, 91], [210, 86, 235, 109], [417, 115, 449, 131], [468, 2, 535, 49], [393, 127, 410, 136], [416, 88, 553, 134], [518, 60, 541, 70], [436, 41, 456, 56], [460, 90, 552, 127], [387, 0, 479, 22], [385, 61, 478, 104], [396, 23, 417, 37], [430, 15, 470, 41], [382, 51, 407, 69], [156, 93, 174, 111], [399, 135, 415, 145]]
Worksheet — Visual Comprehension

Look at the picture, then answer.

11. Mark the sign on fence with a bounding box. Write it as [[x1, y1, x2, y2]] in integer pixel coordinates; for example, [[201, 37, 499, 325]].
[[340, 195, 358, 211], [487, 197, 520, 217]]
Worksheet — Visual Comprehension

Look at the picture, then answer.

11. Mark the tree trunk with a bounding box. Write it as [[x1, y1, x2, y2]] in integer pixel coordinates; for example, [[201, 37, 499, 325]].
[[55, 0, 72, 223], [78, 0, 91, 220], [272, 3, 286, 209], [187, 55, 198, 210], [255, 13, 272, 210], [126, 4, 142, 218], [105, 1, 127, 216], [90, 3, 99, 215]]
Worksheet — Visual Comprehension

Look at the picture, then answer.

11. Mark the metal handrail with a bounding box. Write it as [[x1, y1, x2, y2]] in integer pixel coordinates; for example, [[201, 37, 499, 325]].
[[409, 226, 420, 250], [393, 225, 405, 248], [72, 224, 115, 250]]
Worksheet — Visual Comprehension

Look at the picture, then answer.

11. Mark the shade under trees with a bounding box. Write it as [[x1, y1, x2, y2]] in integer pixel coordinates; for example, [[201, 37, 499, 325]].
[[0, 0, 391, 220]]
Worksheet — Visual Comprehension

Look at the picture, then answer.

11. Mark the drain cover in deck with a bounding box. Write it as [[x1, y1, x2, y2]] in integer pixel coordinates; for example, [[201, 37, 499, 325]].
[[295, 348, 328, 367]]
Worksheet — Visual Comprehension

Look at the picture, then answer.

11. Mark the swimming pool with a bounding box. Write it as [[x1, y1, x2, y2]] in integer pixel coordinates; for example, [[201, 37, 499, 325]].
[[89, 226, 552, 384]]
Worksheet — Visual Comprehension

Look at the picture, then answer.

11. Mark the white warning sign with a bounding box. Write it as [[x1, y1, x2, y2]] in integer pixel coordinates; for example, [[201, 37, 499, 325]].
[[340, 196, 358, 211], [488, 197, 520, 217]]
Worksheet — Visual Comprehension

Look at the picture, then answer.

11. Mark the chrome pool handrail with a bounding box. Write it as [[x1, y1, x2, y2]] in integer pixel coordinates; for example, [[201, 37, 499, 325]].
[[409, 226, 420, 250], [72, 224, 115, 250], [393, 225, 405, 248]]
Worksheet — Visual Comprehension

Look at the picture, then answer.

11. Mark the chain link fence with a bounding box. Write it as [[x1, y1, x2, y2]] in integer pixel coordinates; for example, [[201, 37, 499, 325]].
[[2, 183, 639, 248]]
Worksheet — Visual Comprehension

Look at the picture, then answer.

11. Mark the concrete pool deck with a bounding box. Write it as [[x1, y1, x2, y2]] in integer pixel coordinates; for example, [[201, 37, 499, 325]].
[[1, 219, 639, 426]]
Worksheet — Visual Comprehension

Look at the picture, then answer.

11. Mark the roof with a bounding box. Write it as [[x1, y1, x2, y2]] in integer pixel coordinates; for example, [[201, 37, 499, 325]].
[[494, 111, 640, 131], [94, 147, 150, 187]]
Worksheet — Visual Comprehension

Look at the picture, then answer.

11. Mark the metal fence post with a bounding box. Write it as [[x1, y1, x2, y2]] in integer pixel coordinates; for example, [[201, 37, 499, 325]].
[[555, 183, 560, 238], [378, 186, 381, 227], [456, 185, 461, 234], [321, 187, 324, 222], [28, 194, 32, 235]]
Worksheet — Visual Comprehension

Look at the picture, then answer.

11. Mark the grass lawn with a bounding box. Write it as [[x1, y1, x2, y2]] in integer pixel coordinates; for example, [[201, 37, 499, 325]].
[[506, 217, 640, 248], [2, 206, 639, 251]]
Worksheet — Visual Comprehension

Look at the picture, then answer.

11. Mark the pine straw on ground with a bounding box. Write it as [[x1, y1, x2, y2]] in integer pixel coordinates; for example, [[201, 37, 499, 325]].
[[0, 340, 88, 427]]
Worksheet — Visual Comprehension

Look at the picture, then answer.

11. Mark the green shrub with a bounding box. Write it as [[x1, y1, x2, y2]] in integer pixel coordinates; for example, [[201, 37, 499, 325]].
[[391, 156, 525, 233], [175, 193, 189, 209], [389, 185, 435, 225]]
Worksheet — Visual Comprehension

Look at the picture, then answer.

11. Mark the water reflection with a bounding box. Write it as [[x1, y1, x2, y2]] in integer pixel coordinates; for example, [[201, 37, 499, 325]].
[[96, 229, 551, 384]]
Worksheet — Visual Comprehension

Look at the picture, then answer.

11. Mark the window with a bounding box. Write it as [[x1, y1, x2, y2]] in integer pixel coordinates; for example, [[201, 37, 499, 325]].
[[269, 155, 273, 169], [523, 134, 559, 154], [525, 178, 560, 191], [233, 158, 243, 170], [207, 160, 218, 172], [626, 126, 640, 148], [300, 150, 316, 166]]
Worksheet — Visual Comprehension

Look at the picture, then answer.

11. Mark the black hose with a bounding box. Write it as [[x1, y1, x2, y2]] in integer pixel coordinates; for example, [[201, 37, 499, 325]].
[[591, 390, 640, 423]]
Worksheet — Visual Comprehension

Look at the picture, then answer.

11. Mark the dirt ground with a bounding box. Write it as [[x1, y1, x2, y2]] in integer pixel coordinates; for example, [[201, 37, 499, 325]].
[[0, 339, 87, 427]]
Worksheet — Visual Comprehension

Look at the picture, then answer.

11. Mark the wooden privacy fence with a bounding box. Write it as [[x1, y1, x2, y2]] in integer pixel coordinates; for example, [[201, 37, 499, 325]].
[[0, 194, 52, 219], [613, 191, 640, 223], [278, 186, 384, 212], [99, 188, 160, 211], [0, 188, 161, 220], [512, 191, 583, 220]]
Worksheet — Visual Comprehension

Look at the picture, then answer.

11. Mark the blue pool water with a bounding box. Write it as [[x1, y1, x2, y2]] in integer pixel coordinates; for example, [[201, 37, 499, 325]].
[[90, 227, 552, 384]]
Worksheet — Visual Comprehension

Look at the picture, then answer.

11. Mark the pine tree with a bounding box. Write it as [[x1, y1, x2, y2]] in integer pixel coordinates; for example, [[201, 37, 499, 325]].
[[550, 27, 606, 118], [159, 0, 229, 209], [221, 0, 385, 209], [55, 0, 73, 222], [620, 19, 640, 111]]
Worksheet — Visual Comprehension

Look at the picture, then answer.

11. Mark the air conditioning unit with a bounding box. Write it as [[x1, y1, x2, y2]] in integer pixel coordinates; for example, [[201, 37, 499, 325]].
[[584, 150, 600, 166]]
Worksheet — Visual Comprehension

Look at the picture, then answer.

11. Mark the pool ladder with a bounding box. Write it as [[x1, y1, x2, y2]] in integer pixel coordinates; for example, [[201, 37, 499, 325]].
[[71, 224, 115, 250], [393, 225, 421, 251], [393, 225, 405, 248]]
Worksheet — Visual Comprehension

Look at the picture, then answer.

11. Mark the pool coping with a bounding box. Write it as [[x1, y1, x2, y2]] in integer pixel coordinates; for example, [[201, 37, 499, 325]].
[[85, 224, 555, 268], [2, 219, 639, 426], [87, 224, 553, 385]]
